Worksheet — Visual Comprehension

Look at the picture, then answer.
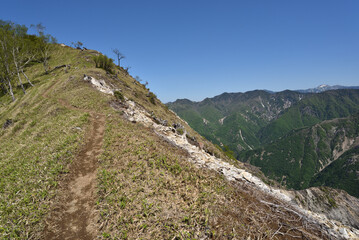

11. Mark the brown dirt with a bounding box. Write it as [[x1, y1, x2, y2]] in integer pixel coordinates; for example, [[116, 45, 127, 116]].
[[42, 79, 105, 239]]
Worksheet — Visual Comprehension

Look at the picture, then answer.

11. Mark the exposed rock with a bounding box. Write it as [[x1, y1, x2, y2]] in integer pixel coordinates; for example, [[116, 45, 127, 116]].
[[172, 123, 183, 129], [293, 187, 359, 229], [83, 75, 114, 95], [218, 116, 226, 125], [153, 117, 168, 126]]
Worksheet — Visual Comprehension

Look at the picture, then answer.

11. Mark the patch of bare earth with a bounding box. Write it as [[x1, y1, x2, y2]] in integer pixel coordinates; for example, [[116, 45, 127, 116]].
[[42, 81, 105, 239]]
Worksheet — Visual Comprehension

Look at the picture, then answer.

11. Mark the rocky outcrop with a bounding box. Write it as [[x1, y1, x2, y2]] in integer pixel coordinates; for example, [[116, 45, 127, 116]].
[[293, 187, 359, 230], [83, 74, 115, 95]]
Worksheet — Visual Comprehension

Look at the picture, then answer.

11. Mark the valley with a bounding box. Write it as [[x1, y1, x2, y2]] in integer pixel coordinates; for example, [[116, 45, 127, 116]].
[[168, 88, 359, 198]]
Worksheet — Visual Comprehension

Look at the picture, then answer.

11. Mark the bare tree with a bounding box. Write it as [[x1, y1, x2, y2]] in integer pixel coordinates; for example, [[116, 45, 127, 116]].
[[72, 41, 83, 49], [32, 23, 56, 74], [10, 24, 36, 93], [123, 66, 130, 76], [135, 76, 142, 83], [112, 48, 125, 67]]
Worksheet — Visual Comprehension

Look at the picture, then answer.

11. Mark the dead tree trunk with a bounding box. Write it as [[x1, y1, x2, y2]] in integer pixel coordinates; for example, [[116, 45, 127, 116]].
[[21, 69, 33, 86], [6, 76, 15, 101], [12, 51, 26, 94]]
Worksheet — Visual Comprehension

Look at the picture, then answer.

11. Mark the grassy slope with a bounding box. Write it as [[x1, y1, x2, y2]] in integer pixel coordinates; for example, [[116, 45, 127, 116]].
[[0, 45, 332, 239], [97, 116, 329, 239], [0, 46, 92, 238]]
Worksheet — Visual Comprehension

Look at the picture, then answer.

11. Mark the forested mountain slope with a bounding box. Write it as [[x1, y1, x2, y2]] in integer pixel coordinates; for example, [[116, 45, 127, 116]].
[[240, 115, 359, 195], [168, 90, 307, 152], [259, 89, 359, 144], [168, 87, 359, 199]]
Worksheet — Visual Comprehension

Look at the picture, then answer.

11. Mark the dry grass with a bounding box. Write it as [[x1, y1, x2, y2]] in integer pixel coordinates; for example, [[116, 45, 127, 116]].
[[96, 114, 330, 239], [0, 45, 332, 239]]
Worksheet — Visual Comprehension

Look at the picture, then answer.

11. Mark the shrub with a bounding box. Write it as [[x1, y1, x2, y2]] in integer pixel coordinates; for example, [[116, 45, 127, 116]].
[[114, 91, 124, 101], [93, 54, 115, 73], [147, 92, 156, 105], [177, 128, 184, 135]]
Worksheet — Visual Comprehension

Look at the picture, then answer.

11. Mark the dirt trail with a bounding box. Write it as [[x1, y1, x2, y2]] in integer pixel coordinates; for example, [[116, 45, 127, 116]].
[[42, 80, 105, 239]]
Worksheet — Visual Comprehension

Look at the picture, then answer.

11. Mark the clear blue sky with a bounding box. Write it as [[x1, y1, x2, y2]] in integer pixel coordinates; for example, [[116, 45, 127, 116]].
[[1, 0, 358, 102]]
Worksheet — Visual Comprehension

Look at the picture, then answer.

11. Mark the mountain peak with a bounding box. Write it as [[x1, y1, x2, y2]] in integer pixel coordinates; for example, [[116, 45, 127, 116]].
[[296, 84, 359, 93]]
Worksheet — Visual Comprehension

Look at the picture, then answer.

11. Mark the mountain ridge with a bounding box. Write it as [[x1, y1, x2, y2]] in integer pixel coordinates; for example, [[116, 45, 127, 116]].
[[1, 24, 358, 238], [168, 84, 359, 103], [296, 84, 359, 93]]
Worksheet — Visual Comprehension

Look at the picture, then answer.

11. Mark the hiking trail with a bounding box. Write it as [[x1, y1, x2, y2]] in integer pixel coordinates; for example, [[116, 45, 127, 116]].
[[42, 80, 105, 239]]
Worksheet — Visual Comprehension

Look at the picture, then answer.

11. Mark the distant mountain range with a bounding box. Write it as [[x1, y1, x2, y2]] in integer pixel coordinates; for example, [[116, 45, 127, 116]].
[[167, 86, 359, 197], [295, 84, 359, 93]]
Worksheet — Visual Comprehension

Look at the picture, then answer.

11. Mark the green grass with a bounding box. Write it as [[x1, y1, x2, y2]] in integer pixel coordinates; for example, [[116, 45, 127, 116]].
[[0, 45, 96, 238], [0, 87, 89, 238]]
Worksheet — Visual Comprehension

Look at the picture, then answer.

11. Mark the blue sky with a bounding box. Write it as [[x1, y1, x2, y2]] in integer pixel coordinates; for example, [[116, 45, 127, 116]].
[[1, 0, 358, 102]]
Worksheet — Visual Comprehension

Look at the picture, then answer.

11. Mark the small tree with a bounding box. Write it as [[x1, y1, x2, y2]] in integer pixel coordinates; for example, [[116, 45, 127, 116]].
[[135, 76, 142, 83], [112, 48, 125, 67], [72, 41, 83, 49]]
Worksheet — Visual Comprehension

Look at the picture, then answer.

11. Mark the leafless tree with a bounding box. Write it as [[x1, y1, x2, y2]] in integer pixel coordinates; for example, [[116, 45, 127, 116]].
[[72, 41, 83, 49], [123, 66, 130, 76], [32, 23, 57, 74], [112, 48, 125, 67], [135, 76, 142, 83]]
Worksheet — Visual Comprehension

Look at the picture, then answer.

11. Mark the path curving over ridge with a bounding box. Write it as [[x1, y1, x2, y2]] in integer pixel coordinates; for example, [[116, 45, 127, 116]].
[[42, 79, 105, 239]]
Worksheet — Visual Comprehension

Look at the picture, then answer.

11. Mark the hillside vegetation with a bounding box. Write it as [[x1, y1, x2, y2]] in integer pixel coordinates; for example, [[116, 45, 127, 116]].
[[1, 22, 348, 239]]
